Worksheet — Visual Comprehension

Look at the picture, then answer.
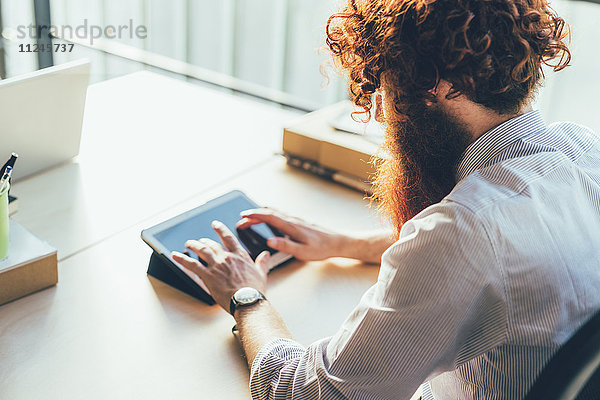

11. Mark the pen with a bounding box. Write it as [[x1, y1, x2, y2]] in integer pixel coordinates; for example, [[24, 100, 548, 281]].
[[0, 153, 18, 177], [0, 166, 13, 193]]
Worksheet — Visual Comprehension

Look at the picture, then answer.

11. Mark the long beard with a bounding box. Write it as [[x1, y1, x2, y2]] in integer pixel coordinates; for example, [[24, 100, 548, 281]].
[[371, 105, 472, 238]]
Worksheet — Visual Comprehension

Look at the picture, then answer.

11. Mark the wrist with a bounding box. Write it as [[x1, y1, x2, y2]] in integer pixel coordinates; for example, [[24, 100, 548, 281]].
[[334, 233, 365, 260], [336, 231, 395, 263], [233, 297, 269, 321]]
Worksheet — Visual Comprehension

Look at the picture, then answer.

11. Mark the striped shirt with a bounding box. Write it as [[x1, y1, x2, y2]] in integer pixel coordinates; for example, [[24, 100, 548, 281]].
[[250, 110, 600, 400]]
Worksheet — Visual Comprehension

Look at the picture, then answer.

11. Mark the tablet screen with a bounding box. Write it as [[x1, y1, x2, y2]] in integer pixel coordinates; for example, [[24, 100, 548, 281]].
[[153, 194, 276, 260]]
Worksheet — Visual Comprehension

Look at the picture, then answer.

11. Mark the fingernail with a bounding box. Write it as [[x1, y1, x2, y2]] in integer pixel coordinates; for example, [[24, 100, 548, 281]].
[[267, 238, 279, 247], [212, 220, 223, 228], [185, 240, 197, 248]]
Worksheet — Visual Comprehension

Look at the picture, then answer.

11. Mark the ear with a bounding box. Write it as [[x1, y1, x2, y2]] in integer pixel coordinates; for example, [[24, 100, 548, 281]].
[[373, 91, 385, 122], [425, 80, 443, 106], [438, 79, 456, 95]]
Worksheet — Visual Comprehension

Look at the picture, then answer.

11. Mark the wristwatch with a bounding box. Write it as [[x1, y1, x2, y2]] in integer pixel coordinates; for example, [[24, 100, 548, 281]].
[[229, 287, 266, 316]]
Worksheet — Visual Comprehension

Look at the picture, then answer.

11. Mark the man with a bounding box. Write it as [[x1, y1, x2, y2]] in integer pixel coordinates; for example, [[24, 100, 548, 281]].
[[172, 0, 600, 399]]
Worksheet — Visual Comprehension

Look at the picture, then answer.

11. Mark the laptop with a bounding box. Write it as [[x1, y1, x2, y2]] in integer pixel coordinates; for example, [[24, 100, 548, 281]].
[[0, 59, 91, 181]]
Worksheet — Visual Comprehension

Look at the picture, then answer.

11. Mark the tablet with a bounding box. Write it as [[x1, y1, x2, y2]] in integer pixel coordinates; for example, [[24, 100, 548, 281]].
[[141, 190, 293, 296]]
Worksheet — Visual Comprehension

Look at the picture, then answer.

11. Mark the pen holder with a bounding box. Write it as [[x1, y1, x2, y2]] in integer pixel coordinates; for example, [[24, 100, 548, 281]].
[[0, 182, 9, 260]]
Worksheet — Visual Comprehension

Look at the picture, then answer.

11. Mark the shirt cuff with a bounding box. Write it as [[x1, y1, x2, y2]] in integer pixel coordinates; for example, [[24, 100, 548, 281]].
[[250, 338, 306, 400]]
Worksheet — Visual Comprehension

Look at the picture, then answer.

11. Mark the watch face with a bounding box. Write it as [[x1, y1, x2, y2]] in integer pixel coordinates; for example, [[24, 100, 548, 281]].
[[234, 287, 260, 305]]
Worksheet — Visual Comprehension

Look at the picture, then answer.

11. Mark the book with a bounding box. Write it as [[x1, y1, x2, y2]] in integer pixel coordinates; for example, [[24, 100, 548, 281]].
[[8, 195, 17, 216], [283, 153, 372, 194], [0, 220, 58, 306], [328, 106, 386, 140], [282, 101, 386, 185]]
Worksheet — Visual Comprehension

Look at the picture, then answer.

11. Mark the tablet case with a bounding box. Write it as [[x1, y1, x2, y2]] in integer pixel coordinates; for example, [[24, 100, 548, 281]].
[[147, 251, 216, 305]]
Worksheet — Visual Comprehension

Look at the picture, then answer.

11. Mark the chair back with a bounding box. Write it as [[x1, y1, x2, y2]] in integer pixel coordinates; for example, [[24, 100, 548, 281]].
[[525, 310, 600, 400]]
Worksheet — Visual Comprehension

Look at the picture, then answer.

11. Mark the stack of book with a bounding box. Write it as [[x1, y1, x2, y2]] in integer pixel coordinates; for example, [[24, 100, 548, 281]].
[[0, 220, 58, 305], [282, 101, 386, 194]]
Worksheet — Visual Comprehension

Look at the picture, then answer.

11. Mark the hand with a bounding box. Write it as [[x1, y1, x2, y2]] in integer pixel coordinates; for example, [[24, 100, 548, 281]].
[[236, 207, 346, 262], [172, 220, 270, 313]]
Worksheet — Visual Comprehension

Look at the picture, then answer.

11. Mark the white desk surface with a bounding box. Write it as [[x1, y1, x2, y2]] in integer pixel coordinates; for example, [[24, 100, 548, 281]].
[[10, 71, 300, 261], [0, 72, 419, 399]]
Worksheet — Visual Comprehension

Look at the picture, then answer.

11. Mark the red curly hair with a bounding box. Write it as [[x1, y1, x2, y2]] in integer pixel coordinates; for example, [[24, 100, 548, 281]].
[[326, 0, 571, 118], [326, 0, 571, 235]]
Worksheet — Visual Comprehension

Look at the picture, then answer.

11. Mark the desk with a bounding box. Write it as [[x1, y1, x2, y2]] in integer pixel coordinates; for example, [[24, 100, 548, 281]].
[[10, 71, 300, 260], [0, 72, 405, 399]]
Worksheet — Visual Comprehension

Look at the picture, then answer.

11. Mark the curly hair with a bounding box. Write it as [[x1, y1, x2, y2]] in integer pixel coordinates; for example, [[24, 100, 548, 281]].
[[326, 0, 571, 118]]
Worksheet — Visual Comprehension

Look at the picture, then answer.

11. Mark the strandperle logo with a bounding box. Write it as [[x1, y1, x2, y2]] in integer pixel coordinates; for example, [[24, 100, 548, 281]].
[[16, 19, 148, 45]]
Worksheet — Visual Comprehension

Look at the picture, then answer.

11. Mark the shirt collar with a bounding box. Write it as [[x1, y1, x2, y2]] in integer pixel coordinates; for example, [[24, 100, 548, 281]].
[[455, 110, 546, 182]]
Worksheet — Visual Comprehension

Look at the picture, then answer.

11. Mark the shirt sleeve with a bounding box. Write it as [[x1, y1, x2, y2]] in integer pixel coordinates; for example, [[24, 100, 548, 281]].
[[249, 202, 507, 400]]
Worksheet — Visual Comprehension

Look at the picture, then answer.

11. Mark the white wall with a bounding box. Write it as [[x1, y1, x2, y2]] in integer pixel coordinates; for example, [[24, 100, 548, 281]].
[[1, 0, 598, 123]]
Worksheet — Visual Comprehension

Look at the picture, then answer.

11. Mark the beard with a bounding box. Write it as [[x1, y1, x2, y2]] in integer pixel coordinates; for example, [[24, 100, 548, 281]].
[[371, 104, 472, 238]]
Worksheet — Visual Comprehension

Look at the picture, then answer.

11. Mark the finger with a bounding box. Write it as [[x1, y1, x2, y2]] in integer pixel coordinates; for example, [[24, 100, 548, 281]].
[[236, 217, 263, 230], [185, 239, 217, 265], [241, 207, 283, 218], [267, 237, 305, 256], [172, 251, 207, 277], [211, 220, 244, 253], [255, 250, 271, 274], [237, 217, 288, 240], [239, 209, 302, 237], [196, 237, 224, 253]]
